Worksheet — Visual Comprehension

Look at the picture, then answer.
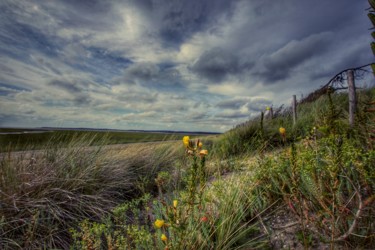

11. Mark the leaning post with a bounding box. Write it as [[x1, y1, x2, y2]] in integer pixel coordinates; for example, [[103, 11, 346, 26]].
[[347, 69, 356, 127], [292, 95, 297, 126]]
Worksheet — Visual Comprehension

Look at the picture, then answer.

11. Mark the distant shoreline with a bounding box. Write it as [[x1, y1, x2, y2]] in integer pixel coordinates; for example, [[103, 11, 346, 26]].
[[0, 127, 221, 135]]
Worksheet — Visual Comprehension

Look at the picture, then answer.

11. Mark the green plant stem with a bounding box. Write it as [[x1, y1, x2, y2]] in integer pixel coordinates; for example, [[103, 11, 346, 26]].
[[188, 155, 198, 212], [198, 156, 206, 206]]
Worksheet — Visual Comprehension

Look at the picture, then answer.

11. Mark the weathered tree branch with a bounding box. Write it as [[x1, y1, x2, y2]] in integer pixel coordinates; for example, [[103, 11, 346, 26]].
[[299, 63, 374, 104], [323, 63, 374, 88]]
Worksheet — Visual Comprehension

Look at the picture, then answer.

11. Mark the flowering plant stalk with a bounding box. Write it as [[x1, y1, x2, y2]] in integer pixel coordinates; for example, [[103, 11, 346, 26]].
[[183, 136, 208, 210], [152, 136, 209, 249], [279, 127, 286, 143]]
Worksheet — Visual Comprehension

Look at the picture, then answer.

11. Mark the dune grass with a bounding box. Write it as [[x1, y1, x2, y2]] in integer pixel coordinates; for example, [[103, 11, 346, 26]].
[[0, 129, 212, 152], [0, 134, 181, 249]]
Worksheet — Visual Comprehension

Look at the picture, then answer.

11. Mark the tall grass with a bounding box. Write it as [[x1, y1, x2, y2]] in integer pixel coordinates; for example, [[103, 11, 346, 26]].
[[0, 133, 180, 249], [213, 89, 375, 157]]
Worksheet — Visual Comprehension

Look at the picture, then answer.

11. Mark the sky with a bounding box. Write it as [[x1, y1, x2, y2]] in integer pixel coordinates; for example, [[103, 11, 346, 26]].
[[0, 0, 374, 132]]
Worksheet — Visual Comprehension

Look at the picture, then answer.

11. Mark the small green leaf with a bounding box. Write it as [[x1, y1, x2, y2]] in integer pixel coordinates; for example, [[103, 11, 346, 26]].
[[369, 13, 375, 28], [369, 0, 375, 10], [371, 63, 375, 76], [371, 42, 375, 55]]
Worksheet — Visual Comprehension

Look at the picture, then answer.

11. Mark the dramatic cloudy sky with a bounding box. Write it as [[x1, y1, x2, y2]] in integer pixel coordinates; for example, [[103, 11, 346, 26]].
[[0, 0, 374, 132]]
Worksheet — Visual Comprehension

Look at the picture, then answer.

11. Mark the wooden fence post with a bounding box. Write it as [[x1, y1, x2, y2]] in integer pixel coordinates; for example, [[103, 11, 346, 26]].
[[292, 95, 297, 126], [348, 69, 356, 127]]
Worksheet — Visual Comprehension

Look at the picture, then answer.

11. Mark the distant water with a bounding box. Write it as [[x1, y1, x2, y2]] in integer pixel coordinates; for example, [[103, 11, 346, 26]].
[[0, 131, 53, 135]]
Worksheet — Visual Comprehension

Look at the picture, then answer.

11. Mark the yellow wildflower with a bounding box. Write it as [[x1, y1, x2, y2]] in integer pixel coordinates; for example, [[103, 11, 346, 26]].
[[266, 106, 271, 111], [173, 200, 178, 208], [198, 142, 203, 148], [154, 219, 165, 228], [183, 136, 190, 147], [199, 149, 208, 157], [161, 233, 168, 242], [279, 127, 286, 135]]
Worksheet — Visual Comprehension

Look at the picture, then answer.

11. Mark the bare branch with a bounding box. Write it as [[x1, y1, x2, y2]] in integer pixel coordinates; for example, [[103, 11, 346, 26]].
[[323, 63, 374, 88]]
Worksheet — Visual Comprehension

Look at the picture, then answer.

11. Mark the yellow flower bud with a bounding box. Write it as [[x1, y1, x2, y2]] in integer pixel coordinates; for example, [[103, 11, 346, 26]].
[[183, 136, 190, 147], [173, 200, 178, 208], [198, 142, 203, 148], [279, 127, 286, 135], [199, 149, 208, 157], [154, 219, 165, 228], [161, 233, 168, 242]]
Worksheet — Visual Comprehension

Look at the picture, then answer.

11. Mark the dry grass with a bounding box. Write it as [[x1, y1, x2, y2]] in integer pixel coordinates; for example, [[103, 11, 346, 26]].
[[0, 136, 182, 249]]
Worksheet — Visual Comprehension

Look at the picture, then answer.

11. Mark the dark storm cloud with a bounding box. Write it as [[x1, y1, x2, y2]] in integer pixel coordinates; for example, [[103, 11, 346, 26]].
[[253, 32, 333, 83], [215, 111, 248, 119], [42, 0, 120, 32], [190, 47, 253, 82], [121, 62, 187, 89], [47, 79, 93, 106], [124, 62, 160, 82], [130, 0, 237, 46], [309, 45, 373, 81], [72, 95, 92, 106], [48, 79, 82, 94], [190, 0, 371, 85], [216, 98, 248, 110]]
